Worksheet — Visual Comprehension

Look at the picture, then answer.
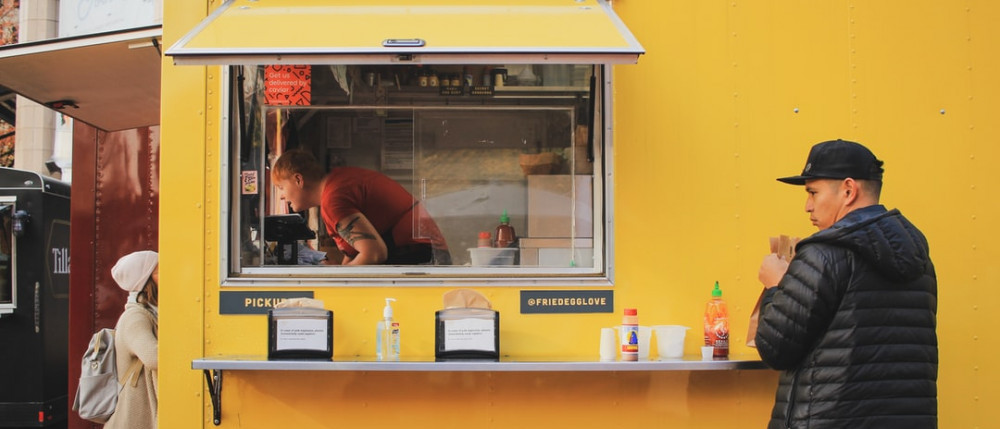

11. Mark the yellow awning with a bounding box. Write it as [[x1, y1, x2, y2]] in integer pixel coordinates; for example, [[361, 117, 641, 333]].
[[166, 0, 643, 65], [0, 26, 162, 132]]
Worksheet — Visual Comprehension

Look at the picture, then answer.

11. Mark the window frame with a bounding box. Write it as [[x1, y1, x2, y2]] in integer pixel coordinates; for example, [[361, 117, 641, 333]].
[[0, 196, 18, 315], [218, 65, 617, 288]]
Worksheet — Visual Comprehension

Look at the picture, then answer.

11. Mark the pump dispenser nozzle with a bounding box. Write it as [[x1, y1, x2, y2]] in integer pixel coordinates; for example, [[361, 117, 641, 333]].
[[383, 298, 396, 319]]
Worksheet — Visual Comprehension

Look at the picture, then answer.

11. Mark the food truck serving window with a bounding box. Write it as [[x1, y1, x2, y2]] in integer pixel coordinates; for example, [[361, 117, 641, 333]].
[[166, 0, 643, 286]]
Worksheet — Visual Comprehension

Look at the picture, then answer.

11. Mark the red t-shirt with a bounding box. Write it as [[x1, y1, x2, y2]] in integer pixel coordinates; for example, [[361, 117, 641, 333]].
[[321, 167, 448, 263]]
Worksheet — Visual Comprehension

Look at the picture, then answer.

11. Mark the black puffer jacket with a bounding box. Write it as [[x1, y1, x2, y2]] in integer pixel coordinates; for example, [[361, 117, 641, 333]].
[[756, 205, 937, 429]]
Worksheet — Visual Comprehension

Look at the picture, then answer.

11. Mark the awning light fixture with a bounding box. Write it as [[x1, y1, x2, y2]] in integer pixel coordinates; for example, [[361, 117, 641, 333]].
[[45, 99, 79, 110], [128, 38, 162, 56]]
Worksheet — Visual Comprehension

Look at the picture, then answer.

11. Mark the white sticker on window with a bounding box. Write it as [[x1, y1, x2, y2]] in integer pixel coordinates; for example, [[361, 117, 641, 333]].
[[241, 170, 258, 195]]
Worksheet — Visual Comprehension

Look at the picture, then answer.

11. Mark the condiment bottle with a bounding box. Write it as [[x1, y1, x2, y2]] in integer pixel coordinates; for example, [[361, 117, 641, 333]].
[[492, 68, 507, 87], [703, 281, 729, 359], [494, 210, 516, 248], [477, 231, 492, 248], [482, 67, 493, 86], [376, 298, 400, 361], [621, 308, 639, 361], [463, 67, 474, 87]]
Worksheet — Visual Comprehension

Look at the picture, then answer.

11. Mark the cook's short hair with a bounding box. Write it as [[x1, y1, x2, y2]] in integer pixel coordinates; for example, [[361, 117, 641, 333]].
[[271, 149, 326, 183]]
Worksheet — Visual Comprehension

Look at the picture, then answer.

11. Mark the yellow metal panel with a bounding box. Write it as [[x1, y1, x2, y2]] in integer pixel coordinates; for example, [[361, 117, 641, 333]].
[[183, 370, 776, 427], [167, 0, 643, 64], [159, 1, 212, 428], [613, 1, 1000, 428]]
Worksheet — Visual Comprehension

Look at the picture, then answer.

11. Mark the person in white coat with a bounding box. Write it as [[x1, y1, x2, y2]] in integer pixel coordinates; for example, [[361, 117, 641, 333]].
[[104, 250, 159, 429]]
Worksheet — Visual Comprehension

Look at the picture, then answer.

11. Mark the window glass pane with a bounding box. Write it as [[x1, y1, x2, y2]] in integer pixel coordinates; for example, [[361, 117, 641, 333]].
[[228, 64, 604, 279], [413, 108, 593, 268], [0, 202, 13, 305]]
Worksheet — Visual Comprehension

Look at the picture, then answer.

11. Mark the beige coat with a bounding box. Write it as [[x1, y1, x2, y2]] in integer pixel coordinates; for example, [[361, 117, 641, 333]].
[[104, 303, 158, 429]]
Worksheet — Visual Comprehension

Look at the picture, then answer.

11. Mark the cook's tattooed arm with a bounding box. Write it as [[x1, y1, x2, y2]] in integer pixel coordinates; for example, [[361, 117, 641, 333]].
[[336, 214, 378, 247]]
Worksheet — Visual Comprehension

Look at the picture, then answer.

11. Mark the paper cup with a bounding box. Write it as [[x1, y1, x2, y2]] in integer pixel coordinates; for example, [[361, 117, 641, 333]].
[[701, 346, 714, 360], [637, 326, 652, 360], [599, 328, 616, 361]]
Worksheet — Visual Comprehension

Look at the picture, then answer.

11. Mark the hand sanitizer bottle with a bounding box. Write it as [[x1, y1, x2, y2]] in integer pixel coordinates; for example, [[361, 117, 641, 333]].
[[376, 298, 399, 361]]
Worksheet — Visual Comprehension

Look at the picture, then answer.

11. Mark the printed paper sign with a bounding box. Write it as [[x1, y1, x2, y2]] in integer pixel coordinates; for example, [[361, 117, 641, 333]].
[[443, 318, 495, 352], [241, 170, 258, 195], [275, 318, 328, 351], [264, 65, 312, 106]]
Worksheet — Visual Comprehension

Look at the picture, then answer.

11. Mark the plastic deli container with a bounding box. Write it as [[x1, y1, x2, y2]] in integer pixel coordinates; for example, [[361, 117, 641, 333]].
[[468, 248, 517, 266]]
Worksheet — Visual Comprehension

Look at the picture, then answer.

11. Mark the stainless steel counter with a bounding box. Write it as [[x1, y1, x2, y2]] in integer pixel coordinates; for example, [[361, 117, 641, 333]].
[[193, 354, 770, 372]]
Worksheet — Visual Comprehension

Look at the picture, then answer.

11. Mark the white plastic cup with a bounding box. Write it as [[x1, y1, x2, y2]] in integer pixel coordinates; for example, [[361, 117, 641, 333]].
[[701, 346, 714, 360], [652, 325, 690, 360], [637, 326, 652, 360], [599, 328, 616, 361]]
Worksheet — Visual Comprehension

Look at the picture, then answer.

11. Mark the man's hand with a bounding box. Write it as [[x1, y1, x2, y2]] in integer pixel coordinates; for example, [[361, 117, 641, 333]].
[[758, 253, 790, 289]]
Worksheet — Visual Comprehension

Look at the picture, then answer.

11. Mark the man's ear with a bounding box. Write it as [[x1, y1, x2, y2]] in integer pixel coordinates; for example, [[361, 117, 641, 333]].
[[842, 178, 859, 204]]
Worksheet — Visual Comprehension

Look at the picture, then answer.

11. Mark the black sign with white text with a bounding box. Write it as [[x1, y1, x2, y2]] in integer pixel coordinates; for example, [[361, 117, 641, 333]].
[[520, 290, 614, 314], [220, 291, 315, 315]]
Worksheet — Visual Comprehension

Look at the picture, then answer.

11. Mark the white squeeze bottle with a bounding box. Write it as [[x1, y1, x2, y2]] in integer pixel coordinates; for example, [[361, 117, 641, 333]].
[[376, 298, 400, 361]]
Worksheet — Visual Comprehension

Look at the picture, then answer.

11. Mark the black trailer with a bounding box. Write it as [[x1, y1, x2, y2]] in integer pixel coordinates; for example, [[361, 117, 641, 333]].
[[0, 167, 70, 427]]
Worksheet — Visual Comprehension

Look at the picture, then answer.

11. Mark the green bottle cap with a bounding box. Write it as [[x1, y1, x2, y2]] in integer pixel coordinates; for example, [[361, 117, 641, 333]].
[[712, 281, 722, 297], [500, 209, 510, 223]]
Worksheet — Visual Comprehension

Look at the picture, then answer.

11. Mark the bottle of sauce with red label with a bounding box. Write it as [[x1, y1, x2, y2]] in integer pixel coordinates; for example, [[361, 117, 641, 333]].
[[621, 308, 639, 361], [477, 231, 492, 248], [494, 210, 516, 248], [704, 281, 729, 359]]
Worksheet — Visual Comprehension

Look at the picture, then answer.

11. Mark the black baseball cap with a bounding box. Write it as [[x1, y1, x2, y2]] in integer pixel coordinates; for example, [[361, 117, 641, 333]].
[[777, 139, 884, 185]]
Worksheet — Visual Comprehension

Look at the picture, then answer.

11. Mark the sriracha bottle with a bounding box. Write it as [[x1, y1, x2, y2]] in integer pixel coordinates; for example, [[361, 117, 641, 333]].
[[704, 281, 729, 359]]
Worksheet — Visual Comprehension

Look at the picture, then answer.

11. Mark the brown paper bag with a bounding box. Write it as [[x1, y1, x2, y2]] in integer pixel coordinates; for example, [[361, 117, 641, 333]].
[[442, 288, 492, 309], [747, 235, 799, 347]]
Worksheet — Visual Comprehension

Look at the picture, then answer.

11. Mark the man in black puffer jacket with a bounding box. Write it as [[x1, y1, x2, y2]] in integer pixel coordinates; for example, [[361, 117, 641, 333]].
[[755, 139, 937, 429]]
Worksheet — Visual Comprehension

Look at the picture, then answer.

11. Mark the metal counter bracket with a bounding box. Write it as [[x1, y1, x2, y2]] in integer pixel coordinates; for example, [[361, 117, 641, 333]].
[[203, 369, 222, 425]]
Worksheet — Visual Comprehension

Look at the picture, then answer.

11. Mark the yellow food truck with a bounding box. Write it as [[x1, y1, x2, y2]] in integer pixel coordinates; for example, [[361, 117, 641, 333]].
[[153, 1, 997, 427]]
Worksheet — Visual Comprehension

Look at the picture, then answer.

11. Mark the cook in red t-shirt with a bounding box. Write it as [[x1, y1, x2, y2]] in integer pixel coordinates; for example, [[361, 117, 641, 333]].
[[321, 167, 450, 265], [271, 149, 450, 266]]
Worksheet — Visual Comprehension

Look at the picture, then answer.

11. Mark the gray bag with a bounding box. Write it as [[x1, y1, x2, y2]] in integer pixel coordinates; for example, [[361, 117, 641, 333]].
[[72, 328, 142, 424]]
